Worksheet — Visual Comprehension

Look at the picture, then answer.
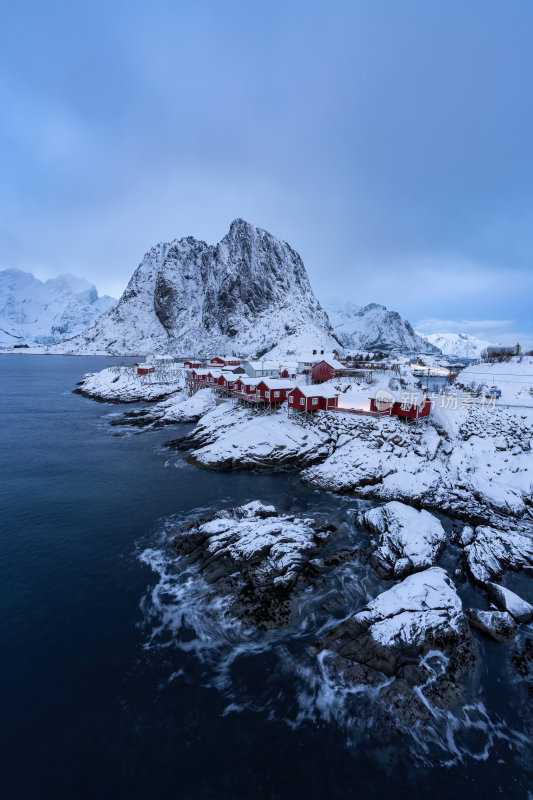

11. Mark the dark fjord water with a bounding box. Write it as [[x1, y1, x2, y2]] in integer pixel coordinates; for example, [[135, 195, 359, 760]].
[[1, 356, 531, 800]]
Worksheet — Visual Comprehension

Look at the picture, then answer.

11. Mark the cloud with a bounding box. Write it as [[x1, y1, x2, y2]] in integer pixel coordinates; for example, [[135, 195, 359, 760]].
[[415, 318, 514, 334]]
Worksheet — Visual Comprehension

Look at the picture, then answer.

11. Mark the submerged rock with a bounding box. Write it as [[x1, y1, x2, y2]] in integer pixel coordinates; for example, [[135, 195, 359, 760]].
[[312, 567, 475, 721], [461, 525, 533, 583], [486, 583, 533, 623], [172, 501, 340, 629], [360, 501, 446, 579], [466, 608, 518, 642]]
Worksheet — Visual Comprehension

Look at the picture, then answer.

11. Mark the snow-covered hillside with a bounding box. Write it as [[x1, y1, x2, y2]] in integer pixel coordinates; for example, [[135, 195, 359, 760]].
[[50, 219, 334, 357], [455, 356, 533, 407], [324, 299, 439, 356], [418, 332, 492, 359], [0, 269, 115, 347]]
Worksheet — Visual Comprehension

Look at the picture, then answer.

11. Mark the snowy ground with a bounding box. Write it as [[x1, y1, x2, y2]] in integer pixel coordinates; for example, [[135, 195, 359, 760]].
[[455, 355, 533, 408], [76, 364, 185, 402], [332, 366, 419, 411]]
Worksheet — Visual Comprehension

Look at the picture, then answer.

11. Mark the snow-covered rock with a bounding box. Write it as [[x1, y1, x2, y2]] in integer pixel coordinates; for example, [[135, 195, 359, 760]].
[[360, 501, 446, 579], [113, 388, 217, 427], [76, 364, 185, 402], [324, 299, 439, 356], [314, 567, 474, 719], [302, 405, 533, 522], [172, 501, 338, 628], [460, 525, 533, 584], [178, 403, 335, 470], [0, 268, 115, 347], [51, 219, 334, 357], [418, 332, 492, 360], [486, 583, 533, 623], [466, 608, 517, 642]]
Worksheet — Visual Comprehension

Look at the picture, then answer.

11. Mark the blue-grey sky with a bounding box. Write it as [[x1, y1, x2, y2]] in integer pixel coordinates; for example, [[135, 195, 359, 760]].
[[1, 0, 532, 347]]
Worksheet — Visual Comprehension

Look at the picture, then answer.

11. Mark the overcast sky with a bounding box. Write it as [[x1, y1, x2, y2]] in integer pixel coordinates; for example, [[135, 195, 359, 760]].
[[1, 0, 532, 347]]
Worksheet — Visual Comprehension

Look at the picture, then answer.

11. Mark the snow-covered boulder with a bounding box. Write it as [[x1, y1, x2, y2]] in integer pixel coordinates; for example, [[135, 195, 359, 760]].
[[172, 501, 338, 628], [466, 609, 517, 642], [486, 583, 533, 623], [313, 567, 474, 720], [461, 525, 533, 583], [360, 501, 446, 579]]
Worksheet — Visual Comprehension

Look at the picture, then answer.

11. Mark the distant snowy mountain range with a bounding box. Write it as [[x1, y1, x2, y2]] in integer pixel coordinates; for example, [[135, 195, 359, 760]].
[[416, 332, 493, 359], [0, 270, 115, 348], [2, 222, 493, 360], [324, 300, 439, 356]]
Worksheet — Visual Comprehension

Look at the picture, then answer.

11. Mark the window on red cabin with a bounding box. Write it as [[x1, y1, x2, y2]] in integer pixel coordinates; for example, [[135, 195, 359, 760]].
[[312, 397, 318, 405], [300, 398, 305, 406], [289, 396, 293, 403], [274, 391, 280, 398]]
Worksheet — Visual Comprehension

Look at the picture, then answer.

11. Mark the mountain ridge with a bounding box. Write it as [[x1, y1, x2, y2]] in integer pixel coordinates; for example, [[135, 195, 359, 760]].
[[324, 299, 440, 356], [49, 219, 337, 356], [0, 269, 115, 347]]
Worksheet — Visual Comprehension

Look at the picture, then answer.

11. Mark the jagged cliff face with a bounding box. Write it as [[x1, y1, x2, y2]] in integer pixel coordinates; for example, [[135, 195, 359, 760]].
[[325, 300, 440, 356], [53, 219, 332, 356]]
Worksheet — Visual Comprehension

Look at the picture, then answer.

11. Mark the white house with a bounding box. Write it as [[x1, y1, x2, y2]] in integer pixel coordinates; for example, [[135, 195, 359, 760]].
[[242, 360, 280, 378]]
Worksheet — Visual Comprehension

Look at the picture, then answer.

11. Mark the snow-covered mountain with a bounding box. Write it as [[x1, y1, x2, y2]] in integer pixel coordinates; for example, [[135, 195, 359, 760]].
[[417, 332, 492, 359], [324, 299, 440, 356], [50, 219, 336, 356], [0, 269, 115, 348]]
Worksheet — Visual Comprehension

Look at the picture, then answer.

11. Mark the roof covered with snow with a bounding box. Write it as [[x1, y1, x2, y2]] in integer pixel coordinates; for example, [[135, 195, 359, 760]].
[[291, 384, 339, 398], [258, 378, 296, 390]]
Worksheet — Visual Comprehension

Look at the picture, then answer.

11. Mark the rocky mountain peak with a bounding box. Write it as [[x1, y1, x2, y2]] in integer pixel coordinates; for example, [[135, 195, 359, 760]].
[[50, 220, 332, 356]]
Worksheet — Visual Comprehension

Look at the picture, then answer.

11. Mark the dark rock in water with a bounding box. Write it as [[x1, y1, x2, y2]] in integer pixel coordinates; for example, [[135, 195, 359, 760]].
[[512, 635, 533, 696], [460, 525, 533, 584], [486, 582, 533, 623], [172, 501, 339, 629], [466, 608, 518, 642], [311, 567, 475, 723]]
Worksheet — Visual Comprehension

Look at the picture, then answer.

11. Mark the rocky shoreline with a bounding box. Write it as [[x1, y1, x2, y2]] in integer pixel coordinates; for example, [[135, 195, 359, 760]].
[[77, 366, 533, 740], [161, 497, 532, 732]]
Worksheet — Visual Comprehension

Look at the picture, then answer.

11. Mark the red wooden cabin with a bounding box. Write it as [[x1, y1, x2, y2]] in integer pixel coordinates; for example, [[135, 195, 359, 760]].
[[311, 359, 346, 383], [288, 385, 339, 412], [369, 395, 431, 419], [137, 365, 155, 376], [255, 379, 295, 403], [184, 360, 201, 369], [233, 377, 262, 395]]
